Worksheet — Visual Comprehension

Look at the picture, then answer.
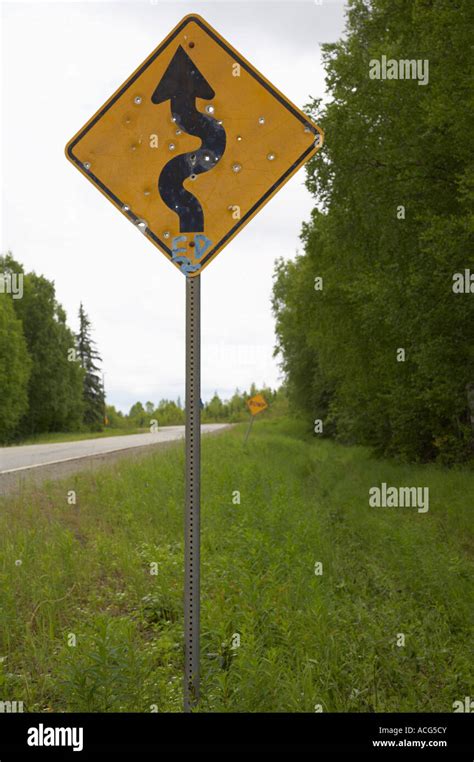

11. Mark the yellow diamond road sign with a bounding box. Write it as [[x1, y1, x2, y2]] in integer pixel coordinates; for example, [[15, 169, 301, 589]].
[[247, 394, 268, 416], [65, 14, 323, 276]]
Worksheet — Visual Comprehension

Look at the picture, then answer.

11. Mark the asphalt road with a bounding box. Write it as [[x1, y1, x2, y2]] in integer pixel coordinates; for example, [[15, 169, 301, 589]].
[[0, 425, 229, 474]]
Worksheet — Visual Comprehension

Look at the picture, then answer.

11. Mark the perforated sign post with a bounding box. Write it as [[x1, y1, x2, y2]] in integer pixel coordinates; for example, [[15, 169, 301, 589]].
[[65, 13, 323, 711]]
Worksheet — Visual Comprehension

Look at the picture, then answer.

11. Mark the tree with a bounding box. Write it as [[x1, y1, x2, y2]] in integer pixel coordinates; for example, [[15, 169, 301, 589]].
[[1, 254, 84, 436], [105, 405, 124, 428], [155, 399, 185, 426], [0, 293, 31, 442], [228, 388, 246, 421], [273, 0, 474, 463], [203, 392, 228, 422], [77, 303, 104, 430], [128, 402, 148, 427]]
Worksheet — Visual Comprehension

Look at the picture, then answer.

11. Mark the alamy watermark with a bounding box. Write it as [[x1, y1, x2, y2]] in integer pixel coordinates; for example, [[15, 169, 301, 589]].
[[0, 272, 23, 299], [27, 724, 83, 752], [453, 696, 474, 712], [0, 700, 24, 713], [369, 483, 429, 513], [369, 56, 429, 86], [452, 269, 473, 294]]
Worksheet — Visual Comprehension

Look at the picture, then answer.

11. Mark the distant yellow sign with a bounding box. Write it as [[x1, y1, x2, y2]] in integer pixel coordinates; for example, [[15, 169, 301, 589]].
[[65, 14, 323, 276], [247, 394, 268, 416]]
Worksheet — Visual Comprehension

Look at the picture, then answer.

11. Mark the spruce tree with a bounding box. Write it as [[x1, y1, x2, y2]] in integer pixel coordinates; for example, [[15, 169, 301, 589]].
[[76, 303, 105, 430]]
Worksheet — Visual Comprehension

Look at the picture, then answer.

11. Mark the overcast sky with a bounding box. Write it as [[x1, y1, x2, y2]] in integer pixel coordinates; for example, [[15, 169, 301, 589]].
[[1, 0, 347, 412]]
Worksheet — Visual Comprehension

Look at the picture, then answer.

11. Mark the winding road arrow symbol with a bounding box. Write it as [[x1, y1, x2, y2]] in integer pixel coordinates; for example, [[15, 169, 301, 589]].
[[152, 46, 226, 233]]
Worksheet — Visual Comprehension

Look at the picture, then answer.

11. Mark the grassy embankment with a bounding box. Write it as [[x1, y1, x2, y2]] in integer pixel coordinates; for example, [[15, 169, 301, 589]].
[[0, 419, 472, 712]]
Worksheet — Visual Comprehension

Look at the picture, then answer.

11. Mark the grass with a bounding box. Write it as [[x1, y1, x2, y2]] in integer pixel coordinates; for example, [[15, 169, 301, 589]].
[[0, 418, 472, 712], [8, 427, 148, 446]]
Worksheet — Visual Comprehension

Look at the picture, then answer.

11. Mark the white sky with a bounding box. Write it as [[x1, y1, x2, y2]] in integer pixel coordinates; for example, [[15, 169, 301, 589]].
[[1, 0, 346, 412]]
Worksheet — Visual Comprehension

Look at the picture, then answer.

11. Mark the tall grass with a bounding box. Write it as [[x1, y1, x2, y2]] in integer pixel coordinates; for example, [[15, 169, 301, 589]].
[[0, 420, 472, 711]]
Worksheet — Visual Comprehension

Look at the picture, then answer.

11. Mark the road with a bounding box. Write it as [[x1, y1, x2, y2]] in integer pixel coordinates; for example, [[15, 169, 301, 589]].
[[0, 425, 229, 474]]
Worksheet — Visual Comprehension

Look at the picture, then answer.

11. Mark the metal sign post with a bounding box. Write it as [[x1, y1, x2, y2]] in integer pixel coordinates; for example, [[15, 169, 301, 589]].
[[184, 274, 200, 711], [243, 414, 254, 446]]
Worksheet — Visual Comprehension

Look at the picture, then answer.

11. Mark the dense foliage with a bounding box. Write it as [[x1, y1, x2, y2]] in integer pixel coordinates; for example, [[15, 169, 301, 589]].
[[0, 291, 30, 441], [273, 0, 474, 463], [0, 254, 104, 442]]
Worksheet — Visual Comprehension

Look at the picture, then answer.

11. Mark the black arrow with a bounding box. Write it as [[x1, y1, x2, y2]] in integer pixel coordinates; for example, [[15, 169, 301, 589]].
[[152, 46, 226, 233]]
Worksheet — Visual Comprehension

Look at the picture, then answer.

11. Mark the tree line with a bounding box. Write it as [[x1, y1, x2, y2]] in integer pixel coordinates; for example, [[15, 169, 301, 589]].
[[107, 383, 284, 429], [0, 252, 280, 442], [272, 0, 473, 464], [0, 254, 105, 443]]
